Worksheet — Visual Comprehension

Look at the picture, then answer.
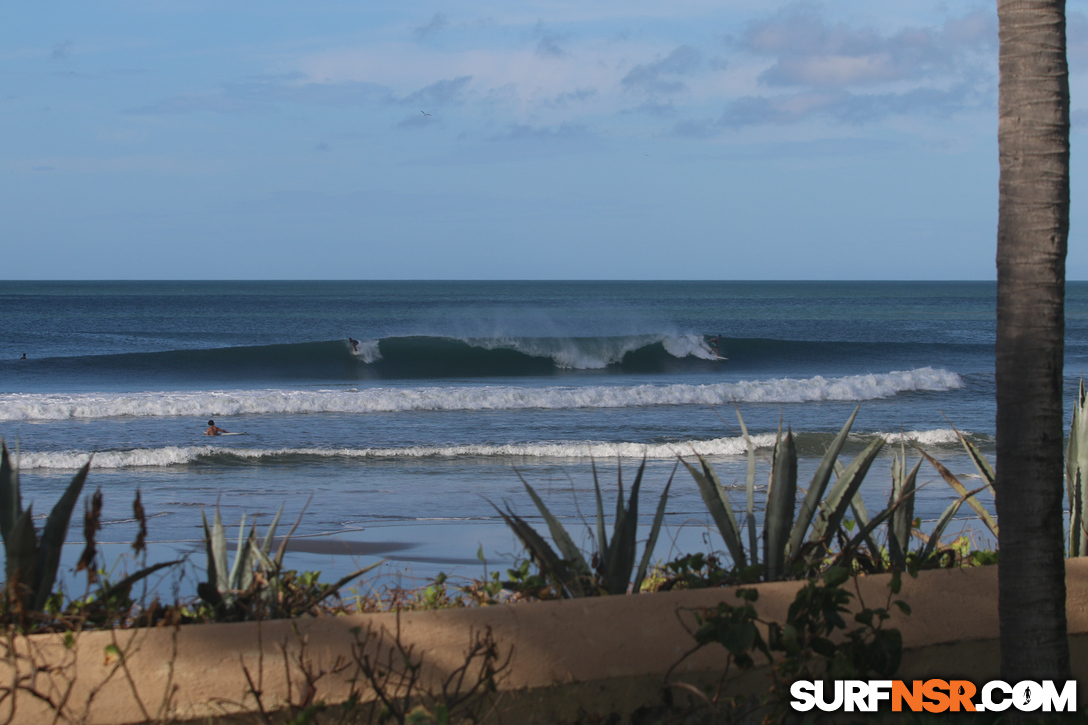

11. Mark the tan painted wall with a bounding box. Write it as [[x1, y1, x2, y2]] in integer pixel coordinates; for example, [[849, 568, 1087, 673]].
[[4, 560, 1087, 724]]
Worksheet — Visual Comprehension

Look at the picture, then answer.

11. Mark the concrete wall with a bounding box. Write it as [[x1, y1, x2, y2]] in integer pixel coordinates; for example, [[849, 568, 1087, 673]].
[[4, 560, 1088, 724]]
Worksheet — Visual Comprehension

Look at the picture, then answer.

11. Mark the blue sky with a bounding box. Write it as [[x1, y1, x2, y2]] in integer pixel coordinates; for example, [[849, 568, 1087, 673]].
[[4, 1, 1088, 280]]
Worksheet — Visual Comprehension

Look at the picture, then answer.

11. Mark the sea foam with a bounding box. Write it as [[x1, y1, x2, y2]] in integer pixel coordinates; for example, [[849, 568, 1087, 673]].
[[15, 428, 968, 470], [0, 367, 963, 422], [10, 433, 774, 469], [468, 334, 717, 368]]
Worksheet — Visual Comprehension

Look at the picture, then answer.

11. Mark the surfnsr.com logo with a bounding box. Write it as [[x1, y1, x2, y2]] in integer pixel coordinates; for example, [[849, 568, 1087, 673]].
[[790, 680, 1077, 713]]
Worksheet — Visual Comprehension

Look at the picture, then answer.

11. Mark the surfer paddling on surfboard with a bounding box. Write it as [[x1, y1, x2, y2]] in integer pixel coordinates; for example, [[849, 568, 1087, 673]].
[[205, 420, 229, 436]]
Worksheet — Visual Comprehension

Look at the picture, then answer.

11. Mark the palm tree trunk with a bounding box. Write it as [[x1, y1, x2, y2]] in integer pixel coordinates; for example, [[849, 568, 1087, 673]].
[[996, 0, 1071, 682]]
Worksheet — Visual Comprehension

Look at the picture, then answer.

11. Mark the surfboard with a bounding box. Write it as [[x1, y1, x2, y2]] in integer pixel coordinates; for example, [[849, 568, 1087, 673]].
[[218, 432, 247, 436]]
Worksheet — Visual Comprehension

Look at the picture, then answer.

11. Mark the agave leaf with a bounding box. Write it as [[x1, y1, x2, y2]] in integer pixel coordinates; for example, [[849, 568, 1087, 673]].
[[274, 494, 312, 569], [805, 436, 885, 554], [921, 498, 967, 561], [200, 509, 219, 594], [97, 559, 185, 603], [615, 459, 625, 526], [591, 460, 608, 561], [33, 459, 91, 610], [6, 508, 38, 598], [1074, 469, 1088, 558], [948, 423, 996, 492], [634, 464, 675, 592], [0, 441, 24, 545], [888, 454, 921, 568], [788, 406, 861, 559], [211, 504, 229, 593], [1068, 380, 1088, 557], [515, 471, 591, 577], [682, 455, 746, 568], [261, 503, 285, 556], [764, 429, 797, 582], [847, 490, 882, 563], [493, 504, 580, 597], [298, 560, 384, 613], [228, 513, 255, 587], [603, 458, 644, 595], [914, 446, 998, 537], [226, 514, 246, 590], [237, 525, 259, 593], [251, 540, 276, 573], [833, 499, 900, 568], [735, 408, 760, 569]]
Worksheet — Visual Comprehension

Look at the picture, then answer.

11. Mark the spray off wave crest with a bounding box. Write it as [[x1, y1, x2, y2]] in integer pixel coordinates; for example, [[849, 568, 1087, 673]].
[[14, 428, 974, 470], [0, 367, 963, 422], [12, 334, 721, 383]]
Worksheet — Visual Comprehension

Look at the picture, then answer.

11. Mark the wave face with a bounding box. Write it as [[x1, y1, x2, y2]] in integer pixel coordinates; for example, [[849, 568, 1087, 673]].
[[2, 334, 986, 385], [14, 428, 974, 470], [0, 367, 963, 421]]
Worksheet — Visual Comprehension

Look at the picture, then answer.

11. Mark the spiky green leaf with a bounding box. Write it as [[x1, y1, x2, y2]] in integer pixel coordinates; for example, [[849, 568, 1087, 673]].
[[603, 459, 643, 595], [211, 504, 229, 593], [805, 436, 885, 555], [847, 490, 883, 562], [7, 508, 38, 603], [0, 441, 24, 546], [33, 459, 91, 610], [735, 408, 760, 569], [634, 465, 674, 592], [261, 503, 285, 556], [788, 406, 861, 558], [515, 471, 591, 578], [298, 560, 384, 613], [493, 504, 580, 597], [200, 509, 218, 595], [1068, 380, 1088, 556], [274, 494, 312, 569], [951, 425, 996, 491], [764, 429, 797, 581], [921, 498, 966, 562], [97, 559, 185, 603], [834, 499, 900, 568], [915, 446, 998, 537], [888, 455, 921, 567], [682, 455, 746, 568], [591, 460, 608, 562]]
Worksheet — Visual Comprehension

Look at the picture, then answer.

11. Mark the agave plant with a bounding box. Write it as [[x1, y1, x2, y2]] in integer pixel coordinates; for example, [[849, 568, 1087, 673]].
[[0, 441, 88, 612], [683, 406, 892, 581], [686, 405, 1010, 580], [0, 441, 179, 620], [912, 430, 998, 561], [199, 501, 380, 620], [1067, 380, 1088, 557], [886, 442, 922, 569], [495, 458, 673, 597]]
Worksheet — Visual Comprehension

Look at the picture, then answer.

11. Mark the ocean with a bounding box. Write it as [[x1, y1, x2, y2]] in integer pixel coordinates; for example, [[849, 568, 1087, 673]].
[[1, 280, 1085, 596]]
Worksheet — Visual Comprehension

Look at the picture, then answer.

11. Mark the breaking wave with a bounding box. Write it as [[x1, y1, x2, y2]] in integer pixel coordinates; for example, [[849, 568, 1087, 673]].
[[12, 427, 971, 470], [0, 367, 963, 421]]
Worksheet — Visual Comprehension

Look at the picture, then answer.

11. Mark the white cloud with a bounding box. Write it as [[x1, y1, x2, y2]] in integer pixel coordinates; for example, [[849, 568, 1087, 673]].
[[621, 45, 702, 95], [739, 5, 995, 88]]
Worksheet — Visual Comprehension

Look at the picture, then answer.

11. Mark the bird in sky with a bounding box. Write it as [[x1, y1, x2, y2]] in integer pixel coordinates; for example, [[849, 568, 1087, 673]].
[[420, 110, 431, 116]]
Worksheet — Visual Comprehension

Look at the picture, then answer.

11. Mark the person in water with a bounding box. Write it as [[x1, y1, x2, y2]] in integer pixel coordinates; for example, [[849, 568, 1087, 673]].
[[20, 353, 26, 360], [205, 419, 228, 436], [709, 334, 722, 356], [349, 338, 360, 353]]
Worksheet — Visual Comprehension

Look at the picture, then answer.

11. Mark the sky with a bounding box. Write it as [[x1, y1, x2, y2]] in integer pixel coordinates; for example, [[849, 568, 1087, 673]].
[[4, 1, 1088, 280]]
